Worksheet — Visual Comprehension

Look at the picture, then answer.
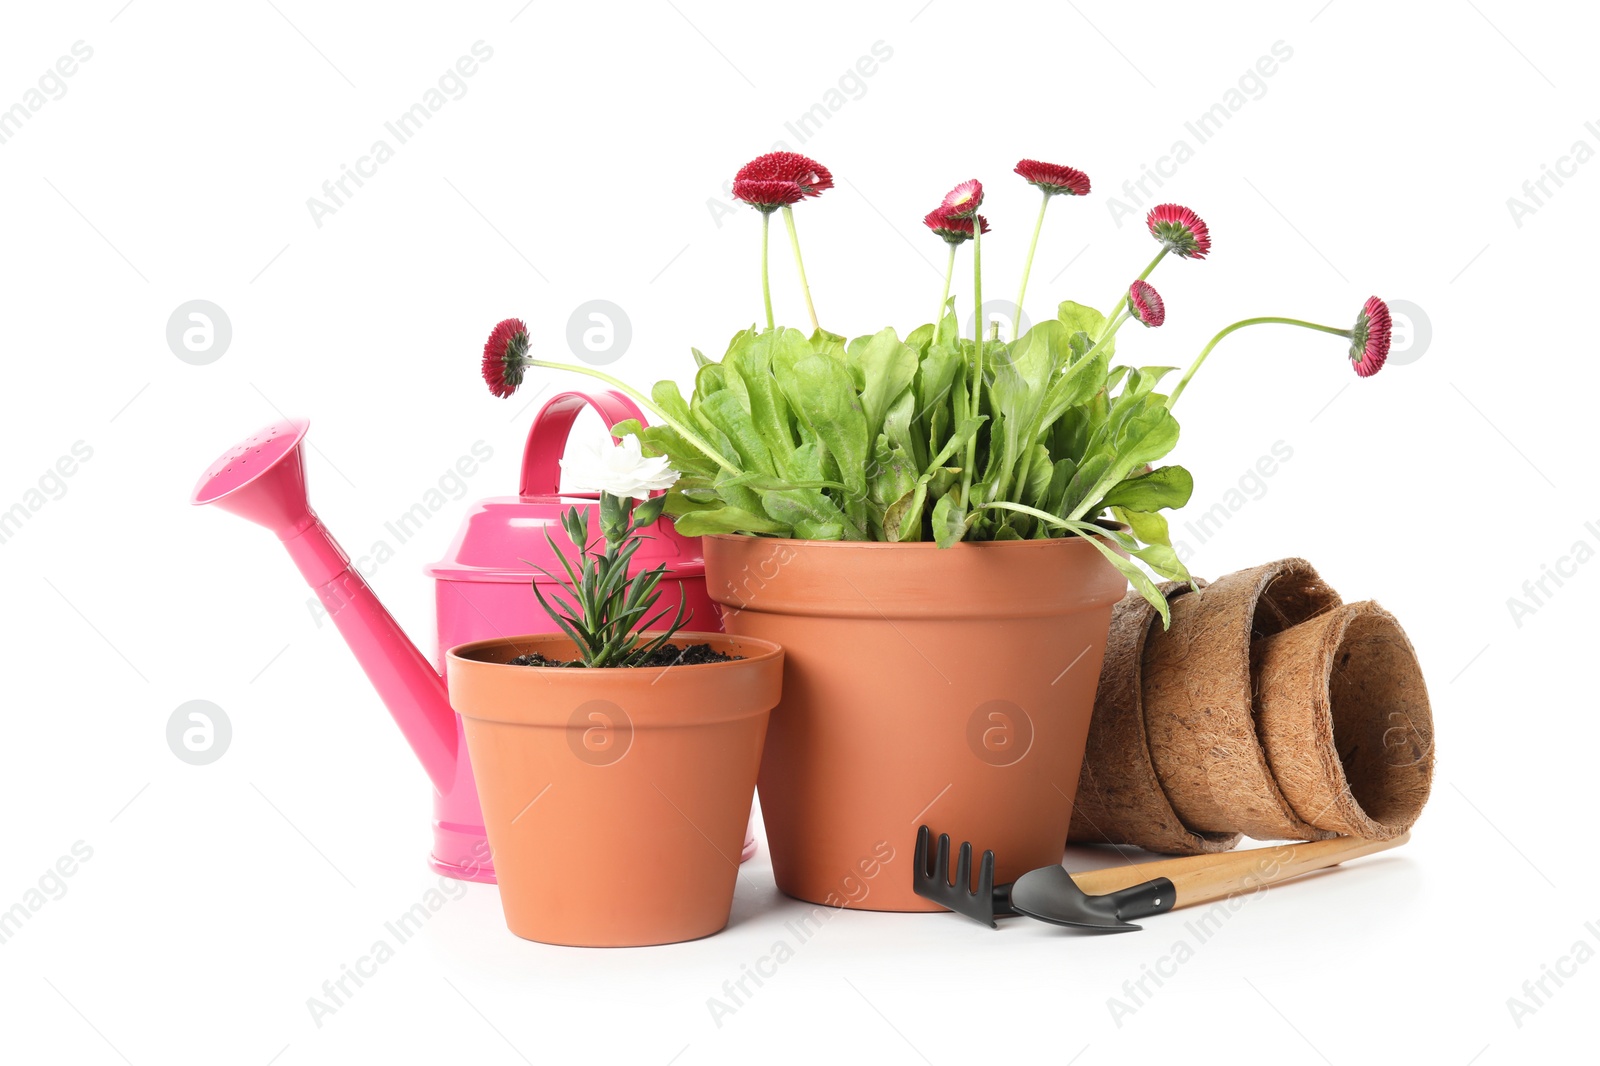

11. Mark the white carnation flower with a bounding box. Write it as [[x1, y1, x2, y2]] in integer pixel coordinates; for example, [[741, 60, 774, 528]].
[[560, 435, 679, 500]]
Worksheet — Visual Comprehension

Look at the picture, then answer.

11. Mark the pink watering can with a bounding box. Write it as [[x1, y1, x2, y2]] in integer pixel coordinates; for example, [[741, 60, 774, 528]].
[[191, 390, 749, 883]]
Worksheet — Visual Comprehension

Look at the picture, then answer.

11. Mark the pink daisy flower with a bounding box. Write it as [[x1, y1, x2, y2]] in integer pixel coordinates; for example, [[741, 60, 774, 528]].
[[1146, 203, 1212, 259], [923, 207, 991, 243], [1350, 296, 1391, 376], [482, 318, 531, 398], [733, 178, 804, 212], [735, 152, 833, 197], [1014, 159, 1091, 197], [940, 179, 984, 219]]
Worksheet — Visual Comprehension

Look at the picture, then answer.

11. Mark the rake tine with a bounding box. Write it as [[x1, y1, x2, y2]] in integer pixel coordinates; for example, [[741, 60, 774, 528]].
[[978, 848, 1003, 926], [915, 824, 932, 880]]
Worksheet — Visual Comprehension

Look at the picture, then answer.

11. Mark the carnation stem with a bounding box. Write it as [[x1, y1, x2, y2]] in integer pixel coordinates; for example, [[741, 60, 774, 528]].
[[935, 243, 956, 333], [524, 359, 742, 475], [1166, 317, 1350, 410], [760, 210, 774, 330], [1103, 247, 1169, 337], [1012, 191, 1050, 341], [782, 206, 820, 333]]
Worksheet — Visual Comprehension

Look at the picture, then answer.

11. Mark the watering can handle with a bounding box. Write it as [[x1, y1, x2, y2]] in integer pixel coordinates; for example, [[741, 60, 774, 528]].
[[518, 390, 647, 498]]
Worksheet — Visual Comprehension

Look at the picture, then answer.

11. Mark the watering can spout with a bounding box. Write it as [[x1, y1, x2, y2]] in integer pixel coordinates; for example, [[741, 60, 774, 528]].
[[191, 419, 458, 794]]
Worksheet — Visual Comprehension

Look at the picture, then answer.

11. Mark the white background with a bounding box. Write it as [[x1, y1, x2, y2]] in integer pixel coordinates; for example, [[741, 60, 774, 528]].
[[1, 1, 1593, 1062]]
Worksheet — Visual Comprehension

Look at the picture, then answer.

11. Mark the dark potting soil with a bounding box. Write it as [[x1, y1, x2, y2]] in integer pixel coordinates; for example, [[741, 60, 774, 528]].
[[507, 643, 742, 668]]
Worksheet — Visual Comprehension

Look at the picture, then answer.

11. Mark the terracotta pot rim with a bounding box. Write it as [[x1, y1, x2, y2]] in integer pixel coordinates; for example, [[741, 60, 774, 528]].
[[704, 529, 1124, 551], [447, 630, 782, 673]]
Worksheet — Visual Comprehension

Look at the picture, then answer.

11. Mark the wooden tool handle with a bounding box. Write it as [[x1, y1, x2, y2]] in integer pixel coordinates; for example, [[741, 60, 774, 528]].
[[1071, 833, 1409, 910]]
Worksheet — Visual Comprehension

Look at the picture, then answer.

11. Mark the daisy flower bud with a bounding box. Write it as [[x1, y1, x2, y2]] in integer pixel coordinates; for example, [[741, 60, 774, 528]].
[[1128, 280, 1166, 327]]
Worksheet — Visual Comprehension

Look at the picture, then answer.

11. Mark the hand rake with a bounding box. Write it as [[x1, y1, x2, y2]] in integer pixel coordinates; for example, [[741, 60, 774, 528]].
[[912, 825, 1408, 932]]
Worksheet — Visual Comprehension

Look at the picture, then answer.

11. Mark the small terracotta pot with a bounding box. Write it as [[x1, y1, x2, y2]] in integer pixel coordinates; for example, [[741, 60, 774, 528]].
[[446, 631, 782, 946], [704, 535, 1127, 912]]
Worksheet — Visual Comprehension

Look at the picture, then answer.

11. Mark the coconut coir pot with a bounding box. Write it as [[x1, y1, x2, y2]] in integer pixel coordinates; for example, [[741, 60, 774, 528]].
[[447, 631, 782, 947], [1253, 601, 1434, 838], [1140, 558, 1344, 842], [1068, 579, 1243, 856], [1071, 560, 1436, 853], [704, 534, 1127, 912]]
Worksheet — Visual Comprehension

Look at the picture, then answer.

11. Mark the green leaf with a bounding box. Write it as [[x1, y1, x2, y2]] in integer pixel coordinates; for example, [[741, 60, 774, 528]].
[[1066, 405, 1182, 521], [762, 442, 855, 540], [1058, 300, 1115, 362], [693, 360, 728, 401], [699, 388, 776, 474], [925, 417, 985, 475], [932, 490, 967, 548], [1041, 347, 1109, 428], [1062, 453, 1112, 518], [772, 349, 870, 503], [867, 434, 918, 539], [1128, 366, 1179, 401], [847, 327, 919, 443], [1099, 465, 1194, 513], [651, 380, 695, 428], [1021, 444, 1054, 509], [1131, 540, 1190, 583], [724, 328, 804, 466], [612, 419, 719, 481], [916, 342, 963, 441], [670, 506, 791, 537], [1069, 528, 1171, 628], [809, 327, 847, 357], [883, 483, 926, 542]]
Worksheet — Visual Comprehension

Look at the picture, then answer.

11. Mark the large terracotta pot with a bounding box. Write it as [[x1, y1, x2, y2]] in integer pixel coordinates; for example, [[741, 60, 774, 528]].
[[446, 631, 782, 946], [703, 535, 1127, 911]]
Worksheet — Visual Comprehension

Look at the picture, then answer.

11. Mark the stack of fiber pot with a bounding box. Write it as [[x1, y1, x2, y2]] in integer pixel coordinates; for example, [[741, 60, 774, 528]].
[[1070, 558, 1435, 855]]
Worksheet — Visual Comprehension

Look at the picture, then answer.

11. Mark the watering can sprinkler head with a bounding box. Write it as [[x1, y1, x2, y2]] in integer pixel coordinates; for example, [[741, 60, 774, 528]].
[[190, 418, 315, 536], [191, 418, 459, 795]]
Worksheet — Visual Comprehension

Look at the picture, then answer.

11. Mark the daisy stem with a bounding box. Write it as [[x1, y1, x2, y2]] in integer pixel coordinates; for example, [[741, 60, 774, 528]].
[[782, 206, 820, 334], [524, 359, 742, 475], [934, 242, 955, 333], [962, 218, 984, 513], [1103, 247, 1169, 337], [761, 210, 774, 330], [1166, 317, 1350, 411], [1012, 191, 1050, 341]]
